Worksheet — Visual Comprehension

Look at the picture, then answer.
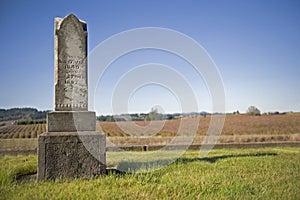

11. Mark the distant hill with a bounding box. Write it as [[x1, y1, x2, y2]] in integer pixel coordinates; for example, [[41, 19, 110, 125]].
[[0, 108, 49, 122]]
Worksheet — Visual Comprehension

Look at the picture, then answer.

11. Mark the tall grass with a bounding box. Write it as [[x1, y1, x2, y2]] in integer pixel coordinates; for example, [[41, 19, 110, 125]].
[[0, 148, 299, 199]]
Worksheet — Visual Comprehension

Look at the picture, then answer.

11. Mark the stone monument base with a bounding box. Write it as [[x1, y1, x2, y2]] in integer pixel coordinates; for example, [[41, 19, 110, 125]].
[[47, 111, 96, 132], [37, 132, 106, 181]]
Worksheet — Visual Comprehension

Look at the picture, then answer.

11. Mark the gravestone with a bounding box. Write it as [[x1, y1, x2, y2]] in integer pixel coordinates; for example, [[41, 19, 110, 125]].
[[37, 14, 106, 181]]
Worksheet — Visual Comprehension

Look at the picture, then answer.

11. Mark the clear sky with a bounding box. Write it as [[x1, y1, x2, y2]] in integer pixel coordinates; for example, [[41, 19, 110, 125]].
[[0, 0, 299, 114]]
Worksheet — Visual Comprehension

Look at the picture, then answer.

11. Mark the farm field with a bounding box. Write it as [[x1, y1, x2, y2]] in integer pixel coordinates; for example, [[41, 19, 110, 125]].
[[99, 113, 300, 137], [0, 147, 299, 199], [0, 113, 299, 139], [0, 114, 299, 153]]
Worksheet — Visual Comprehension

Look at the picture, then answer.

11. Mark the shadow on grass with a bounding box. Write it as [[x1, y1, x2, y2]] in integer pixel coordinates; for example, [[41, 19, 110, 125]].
[[15, 172, 37, 184], [14, 152, 278, 180], [178, 152, 278, 164], [115, 152, 278, 173], [106, 167, 130, 176]]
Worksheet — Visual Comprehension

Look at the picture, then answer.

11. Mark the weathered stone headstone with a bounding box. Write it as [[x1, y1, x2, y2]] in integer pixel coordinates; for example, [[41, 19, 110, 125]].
[[38, 14, 106, 181]]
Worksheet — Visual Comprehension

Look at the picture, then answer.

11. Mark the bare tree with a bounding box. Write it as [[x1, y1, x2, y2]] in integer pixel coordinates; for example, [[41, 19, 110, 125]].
[[247, 106, 261, 116]]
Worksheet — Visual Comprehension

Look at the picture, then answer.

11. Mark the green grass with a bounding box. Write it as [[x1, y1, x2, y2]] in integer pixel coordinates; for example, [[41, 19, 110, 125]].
[[0, 148, 299, 199]]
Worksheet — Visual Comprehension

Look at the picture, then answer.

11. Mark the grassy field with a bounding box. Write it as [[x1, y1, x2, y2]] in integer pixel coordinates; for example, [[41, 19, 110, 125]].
[[0, 113, 299, 139], [0, 147, 299, 199]]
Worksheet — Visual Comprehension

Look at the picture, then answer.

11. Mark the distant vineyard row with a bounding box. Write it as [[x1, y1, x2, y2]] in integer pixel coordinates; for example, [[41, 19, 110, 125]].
[[0, 124, 46, 139], [0, 113, 299, 139]]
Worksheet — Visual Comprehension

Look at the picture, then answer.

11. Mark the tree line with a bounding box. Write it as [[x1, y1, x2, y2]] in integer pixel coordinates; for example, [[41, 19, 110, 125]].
[[0, 108, 49, 122], [0, 106, 287, 124], [97, 108, 208, 122]]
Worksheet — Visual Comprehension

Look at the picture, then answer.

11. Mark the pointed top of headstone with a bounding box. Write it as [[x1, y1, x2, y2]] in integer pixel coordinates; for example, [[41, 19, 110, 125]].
[[65, 13, 78, 20], [56, 14, 87, 32]]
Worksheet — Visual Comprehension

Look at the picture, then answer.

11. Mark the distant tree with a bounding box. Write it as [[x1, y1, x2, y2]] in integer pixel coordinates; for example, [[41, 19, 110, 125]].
[[166, 114, 174, 120], [247, 106, 261, 116], [145, 115, 151, 121], [148, 108, 163, 121], [97, 115, 107, 121], [233, 110, 240, 115], [106, 116, 115, 122], [97, 115, 116, 122]]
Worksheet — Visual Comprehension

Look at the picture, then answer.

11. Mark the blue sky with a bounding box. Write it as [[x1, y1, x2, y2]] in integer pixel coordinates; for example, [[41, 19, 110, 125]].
[[0, 0, 299, 114]]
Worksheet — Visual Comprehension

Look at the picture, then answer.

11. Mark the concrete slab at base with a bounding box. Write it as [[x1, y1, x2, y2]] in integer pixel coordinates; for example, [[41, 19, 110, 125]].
[[38, 132, 106, 181], [47, 111, 96, 132]]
